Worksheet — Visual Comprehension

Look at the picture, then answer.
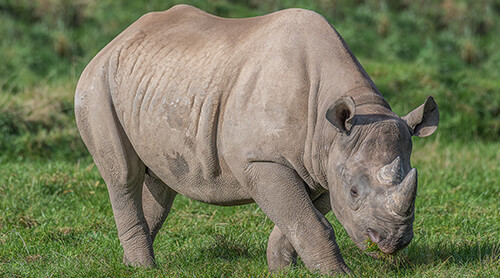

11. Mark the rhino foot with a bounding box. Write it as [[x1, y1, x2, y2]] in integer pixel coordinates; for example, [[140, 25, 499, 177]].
[[267, 225, 298, 271], [123, 253, 156, 268]]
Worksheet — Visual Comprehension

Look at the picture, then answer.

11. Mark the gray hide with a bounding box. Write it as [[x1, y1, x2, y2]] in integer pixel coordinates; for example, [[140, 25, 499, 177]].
[[75, 5, 439, 275]]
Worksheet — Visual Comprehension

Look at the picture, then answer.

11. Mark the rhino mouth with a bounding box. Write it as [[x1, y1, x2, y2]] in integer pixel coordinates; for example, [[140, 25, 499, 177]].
[[363, 239, 397, 259], [364, 227, 413, 256]]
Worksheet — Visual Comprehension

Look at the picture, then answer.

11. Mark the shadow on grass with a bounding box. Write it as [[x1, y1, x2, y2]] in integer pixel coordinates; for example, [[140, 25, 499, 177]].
[[198, 234, 254, 261], [408, 241, 498, 265], [368, 240, 500, 272]]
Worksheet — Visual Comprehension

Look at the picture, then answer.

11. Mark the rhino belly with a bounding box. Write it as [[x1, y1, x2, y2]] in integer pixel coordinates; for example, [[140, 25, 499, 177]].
[[114, 79, 251, 205]]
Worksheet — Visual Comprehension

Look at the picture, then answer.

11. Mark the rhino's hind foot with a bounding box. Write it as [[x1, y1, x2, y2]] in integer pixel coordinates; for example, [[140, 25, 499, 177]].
[[120, 226, 157, 268], [123, 252, 157, 268]]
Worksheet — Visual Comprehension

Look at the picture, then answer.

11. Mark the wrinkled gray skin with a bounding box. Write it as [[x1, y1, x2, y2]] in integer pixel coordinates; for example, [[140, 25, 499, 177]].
[[75, 5, 439, 275]]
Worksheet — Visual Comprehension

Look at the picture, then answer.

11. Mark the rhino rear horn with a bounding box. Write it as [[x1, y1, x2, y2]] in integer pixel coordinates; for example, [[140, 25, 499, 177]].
[[389, 168, 417, 216], [326, 96, 356, 133]]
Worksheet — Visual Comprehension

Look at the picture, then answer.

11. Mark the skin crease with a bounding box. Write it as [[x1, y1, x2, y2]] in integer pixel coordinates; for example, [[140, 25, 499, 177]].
[[75, 4, 439, 275]]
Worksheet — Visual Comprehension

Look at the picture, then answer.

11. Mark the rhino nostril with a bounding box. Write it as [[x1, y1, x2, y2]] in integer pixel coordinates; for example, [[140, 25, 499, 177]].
[[367, 228, 381, 243]]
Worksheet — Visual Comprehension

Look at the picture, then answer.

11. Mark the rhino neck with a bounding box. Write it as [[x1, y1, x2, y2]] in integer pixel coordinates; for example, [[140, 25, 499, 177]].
[[305, 83, 395, 190]]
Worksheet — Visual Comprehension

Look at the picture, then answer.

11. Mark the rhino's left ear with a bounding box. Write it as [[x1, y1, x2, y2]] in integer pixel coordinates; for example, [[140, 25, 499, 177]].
[[402, 96, 439, 137], [326, 96, 356, 133]]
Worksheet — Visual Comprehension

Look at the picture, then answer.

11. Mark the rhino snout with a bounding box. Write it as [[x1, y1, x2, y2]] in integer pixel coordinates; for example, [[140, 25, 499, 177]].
[[366, 226, 414, 254], [366, 228, 392, 253], [367, 228, 382, 244]]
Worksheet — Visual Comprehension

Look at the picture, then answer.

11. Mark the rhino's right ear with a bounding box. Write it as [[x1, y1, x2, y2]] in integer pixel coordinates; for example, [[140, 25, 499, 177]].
[[402, 96, 439, 137], [326, 96, 356, 133]]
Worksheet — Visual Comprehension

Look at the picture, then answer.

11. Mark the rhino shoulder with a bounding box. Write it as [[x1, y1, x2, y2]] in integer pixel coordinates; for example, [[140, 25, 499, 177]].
[[273, 8, 334, 32]]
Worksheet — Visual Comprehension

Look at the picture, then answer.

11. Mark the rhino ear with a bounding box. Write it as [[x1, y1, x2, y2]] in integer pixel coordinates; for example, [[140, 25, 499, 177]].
[[326, 96, 356, 133], [402, 96, 439, 137]]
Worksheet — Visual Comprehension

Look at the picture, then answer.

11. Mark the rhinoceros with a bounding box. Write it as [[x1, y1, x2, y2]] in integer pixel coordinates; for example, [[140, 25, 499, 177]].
[[75, 4, 439, 275]]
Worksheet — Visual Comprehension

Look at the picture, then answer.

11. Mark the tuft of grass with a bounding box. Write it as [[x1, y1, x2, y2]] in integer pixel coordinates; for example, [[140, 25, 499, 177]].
[[364, 238, 381, 253], [0, 80, 87, 161]]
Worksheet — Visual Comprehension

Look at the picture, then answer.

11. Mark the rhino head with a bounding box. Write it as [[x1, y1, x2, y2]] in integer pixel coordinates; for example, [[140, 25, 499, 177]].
[[325, 95, 439, 255]]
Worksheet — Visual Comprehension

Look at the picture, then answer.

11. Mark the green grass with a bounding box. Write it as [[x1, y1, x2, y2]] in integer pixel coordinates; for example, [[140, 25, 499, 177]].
[[0, 141, 498, 277], [0, 0, 499, 276]]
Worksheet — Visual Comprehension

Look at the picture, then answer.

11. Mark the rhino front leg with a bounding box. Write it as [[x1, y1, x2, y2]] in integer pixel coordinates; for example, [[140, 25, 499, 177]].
[[246, 162, 349, 275], [142, 173, 177, 242], [266, 193, 332, 271]]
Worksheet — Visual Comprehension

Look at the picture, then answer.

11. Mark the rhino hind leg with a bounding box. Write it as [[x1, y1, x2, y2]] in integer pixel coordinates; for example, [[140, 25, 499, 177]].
[[266, 193, 332, 272], [245, 162, 349, 275], [76, 86, 155, 267], [142, 172, 177, 242]]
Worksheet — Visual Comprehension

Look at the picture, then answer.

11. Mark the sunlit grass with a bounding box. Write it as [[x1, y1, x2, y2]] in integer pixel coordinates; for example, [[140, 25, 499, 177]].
[[0, 141, 498, 277]]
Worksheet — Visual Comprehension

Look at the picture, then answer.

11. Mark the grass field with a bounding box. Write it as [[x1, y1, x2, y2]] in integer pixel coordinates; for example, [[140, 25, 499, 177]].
[[0, 0, 499, 277], [0, 141, 498, 277]]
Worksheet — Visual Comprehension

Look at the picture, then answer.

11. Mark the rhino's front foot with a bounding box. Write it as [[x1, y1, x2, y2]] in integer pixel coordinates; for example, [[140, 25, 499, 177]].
[[247, 162, 350, 275]]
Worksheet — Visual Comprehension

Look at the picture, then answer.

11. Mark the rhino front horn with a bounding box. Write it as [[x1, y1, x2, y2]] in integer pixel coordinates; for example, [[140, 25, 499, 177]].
[[389, 168, 417, 216]]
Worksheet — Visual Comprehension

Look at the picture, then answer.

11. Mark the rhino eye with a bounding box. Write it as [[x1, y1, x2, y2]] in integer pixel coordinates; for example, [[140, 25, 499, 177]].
[[350, 187, 359, 197]]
